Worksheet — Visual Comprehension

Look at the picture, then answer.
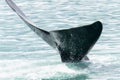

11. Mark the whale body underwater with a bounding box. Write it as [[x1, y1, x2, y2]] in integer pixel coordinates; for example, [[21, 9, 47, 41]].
[[6, 0, 103, 62]]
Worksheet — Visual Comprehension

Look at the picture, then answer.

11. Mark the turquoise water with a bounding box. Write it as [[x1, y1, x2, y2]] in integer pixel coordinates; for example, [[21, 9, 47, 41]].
[[0, 0, 120, 80]]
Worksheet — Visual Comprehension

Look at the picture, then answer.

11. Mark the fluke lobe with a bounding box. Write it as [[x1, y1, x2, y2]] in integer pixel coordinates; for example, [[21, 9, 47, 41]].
[[6, 0, 103, 62]]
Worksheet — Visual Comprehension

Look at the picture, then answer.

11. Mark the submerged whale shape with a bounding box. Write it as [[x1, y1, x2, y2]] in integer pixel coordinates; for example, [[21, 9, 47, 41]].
[[6, 0, 103, 62]]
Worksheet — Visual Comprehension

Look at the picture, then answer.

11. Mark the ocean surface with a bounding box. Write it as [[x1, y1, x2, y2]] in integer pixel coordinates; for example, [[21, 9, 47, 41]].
[[0, 0, 120, 80]]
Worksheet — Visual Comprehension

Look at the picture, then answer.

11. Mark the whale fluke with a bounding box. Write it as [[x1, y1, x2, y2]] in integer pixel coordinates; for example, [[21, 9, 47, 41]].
[[50, 21, 102, 62], [6, 0, 56, 48], [6, 0, 103, 62]]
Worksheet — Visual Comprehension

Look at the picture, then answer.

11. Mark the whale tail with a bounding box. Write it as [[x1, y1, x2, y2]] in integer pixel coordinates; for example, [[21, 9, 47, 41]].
[[6, 0, 103, 62]]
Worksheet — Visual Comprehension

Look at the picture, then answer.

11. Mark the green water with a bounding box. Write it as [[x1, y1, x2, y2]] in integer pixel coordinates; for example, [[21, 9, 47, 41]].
[[0, 0, 120, 80]]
